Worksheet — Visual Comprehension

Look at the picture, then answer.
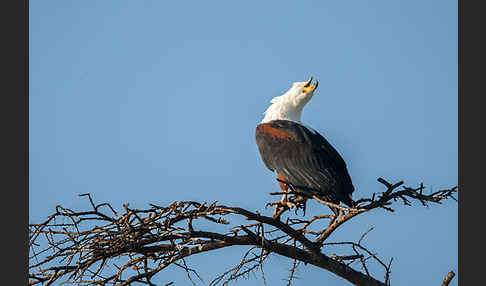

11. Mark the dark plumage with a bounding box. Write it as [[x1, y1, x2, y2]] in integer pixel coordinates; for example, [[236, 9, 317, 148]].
[[256, 119, 354, 207]]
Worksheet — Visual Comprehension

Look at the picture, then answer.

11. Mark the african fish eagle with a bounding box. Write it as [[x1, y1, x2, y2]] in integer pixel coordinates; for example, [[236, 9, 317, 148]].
[[255, 77, 355, 216]]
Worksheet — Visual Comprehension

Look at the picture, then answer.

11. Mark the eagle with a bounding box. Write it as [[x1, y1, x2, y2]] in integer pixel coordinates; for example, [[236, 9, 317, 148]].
[[255, 77, 355, 217]]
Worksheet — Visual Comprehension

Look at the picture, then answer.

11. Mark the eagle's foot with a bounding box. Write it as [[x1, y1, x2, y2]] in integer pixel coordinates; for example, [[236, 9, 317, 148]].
[[281, 193, 297, 209], [268, 194, 308, 219], [267, 194, 295, 218]]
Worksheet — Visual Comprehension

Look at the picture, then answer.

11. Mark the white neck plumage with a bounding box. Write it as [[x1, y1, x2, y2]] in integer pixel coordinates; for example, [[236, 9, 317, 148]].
[[260, 99, 320, 136], [260, 80, 315, 124], [261, 101, 303, 123]]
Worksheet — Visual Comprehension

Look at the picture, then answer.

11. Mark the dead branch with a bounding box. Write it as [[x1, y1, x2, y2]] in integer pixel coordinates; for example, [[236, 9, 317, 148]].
[[441, 270, 456, 286], [29, 178, 457, 286]]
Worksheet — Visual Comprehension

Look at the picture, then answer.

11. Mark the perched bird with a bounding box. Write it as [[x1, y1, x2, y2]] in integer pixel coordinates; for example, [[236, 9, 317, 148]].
[[255, 77, 355, 217]]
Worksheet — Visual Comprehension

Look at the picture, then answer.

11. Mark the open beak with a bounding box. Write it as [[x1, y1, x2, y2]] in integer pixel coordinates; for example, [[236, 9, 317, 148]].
[[303, 77, 313, 87], [302, 77, 318, 94]]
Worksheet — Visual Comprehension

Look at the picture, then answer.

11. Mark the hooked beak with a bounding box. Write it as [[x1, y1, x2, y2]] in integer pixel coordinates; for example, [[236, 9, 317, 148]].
[[302, 77, 318, 94]]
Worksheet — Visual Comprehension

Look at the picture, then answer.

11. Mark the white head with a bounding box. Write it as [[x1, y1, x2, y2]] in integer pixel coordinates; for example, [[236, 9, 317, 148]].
[[261, 77, 319, 123]]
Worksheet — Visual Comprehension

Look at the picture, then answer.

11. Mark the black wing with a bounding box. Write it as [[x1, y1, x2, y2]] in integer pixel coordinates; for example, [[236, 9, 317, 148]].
[[256, 120, 354, 206]]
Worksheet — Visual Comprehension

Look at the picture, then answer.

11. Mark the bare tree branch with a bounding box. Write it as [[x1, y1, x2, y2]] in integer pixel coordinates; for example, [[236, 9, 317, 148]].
[[29, 178, 457, 286]]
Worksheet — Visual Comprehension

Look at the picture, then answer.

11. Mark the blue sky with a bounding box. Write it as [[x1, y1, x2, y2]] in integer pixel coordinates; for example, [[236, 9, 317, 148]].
[[30, 1, 457, 285]]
